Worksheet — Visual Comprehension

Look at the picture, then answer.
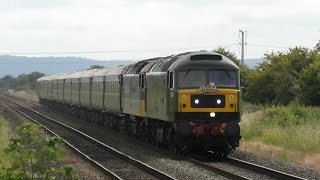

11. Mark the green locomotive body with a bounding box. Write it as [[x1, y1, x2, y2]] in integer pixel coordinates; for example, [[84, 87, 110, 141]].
[[37, 51, 241, 155]]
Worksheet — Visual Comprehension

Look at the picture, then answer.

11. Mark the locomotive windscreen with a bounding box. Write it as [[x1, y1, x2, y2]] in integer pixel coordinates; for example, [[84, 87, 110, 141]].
[[178, 69, 236, 88]]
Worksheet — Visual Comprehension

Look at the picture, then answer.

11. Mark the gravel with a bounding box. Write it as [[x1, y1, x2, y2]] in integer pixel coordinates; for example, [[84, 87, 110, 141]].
[[230, 150, 320, 180]]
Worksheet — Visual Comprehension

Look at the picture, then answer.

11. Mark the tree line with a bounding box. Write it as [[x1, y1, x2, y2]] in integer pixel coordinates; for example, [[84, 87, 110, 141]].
[[214, 40, 320, 106], [0, 72, 45, 92]]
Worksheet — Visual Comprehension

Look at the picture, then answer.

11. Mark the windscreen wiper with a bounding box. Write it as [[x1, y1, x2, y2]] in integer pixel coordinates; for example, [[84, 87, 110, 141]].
[[181, 69, 191, 83]]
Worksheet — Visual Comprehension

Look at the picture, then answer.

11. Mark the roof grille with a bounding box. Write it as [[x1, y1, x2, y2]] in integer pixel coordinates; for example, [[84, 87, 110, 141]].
[[190, 54, 222, 61]]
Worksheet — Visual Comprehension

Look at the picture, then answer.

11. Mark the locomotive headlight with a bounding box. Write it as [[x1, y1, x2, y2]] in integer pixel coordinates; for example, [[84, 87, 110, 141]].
[[195, 99, 199, 104], [210, 112, 215, 117], [217, 99, 221, 104]]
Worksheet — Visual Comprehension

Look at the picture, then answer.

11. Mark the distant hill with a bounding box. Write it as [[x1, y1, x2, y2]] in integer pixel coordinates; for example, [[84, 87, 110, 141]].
[[0, 55, 133, 77], [0, 55, 265, 77]]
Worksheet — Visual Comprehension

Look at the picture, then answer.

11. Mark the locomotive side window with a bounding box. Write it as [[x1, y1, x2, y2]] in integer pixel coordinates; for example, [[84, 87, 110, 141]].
[[169, 71, 174, 89], [139, 74, 145, 88]]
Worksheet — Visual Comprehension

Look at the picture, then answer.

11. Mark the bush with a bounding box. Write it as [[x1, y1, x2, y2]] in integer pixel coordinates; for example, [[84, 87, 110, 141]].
[[241, 104, 320, 153], [0, 123, 78, 179], [298, 60, 320, 105]]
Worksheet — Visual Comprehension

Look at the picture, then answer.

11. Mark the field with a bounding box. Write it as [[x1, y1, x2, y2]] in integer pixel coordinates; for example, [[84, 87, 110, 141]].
[[240, 102, 320, 169], [11, 90, 39, 102]]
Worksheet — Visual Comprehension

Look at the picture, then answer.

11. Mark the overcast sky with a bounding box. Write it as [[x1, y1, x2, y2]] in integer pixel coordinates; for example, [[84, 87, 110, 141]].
[[0, 0, 319, 60]]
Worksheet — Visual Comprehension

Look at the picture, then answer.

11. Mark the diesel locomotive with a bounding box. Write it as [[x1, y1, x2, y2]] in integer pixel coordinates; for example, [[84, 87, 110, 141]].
[[37, 51, 241, 156]]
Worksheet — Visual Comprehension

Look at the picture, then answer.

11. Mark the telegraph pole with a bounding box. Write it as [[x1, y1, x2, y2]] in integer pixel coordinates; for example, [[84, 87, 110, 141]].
[[239, 30, 245, 65]]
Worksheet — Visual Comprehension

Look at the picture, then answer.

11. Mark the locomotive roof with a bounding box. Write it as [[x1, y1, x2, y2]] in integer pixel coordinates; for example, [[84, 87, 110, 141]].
[[124, 51, 238, 74], [168, 51, 239, 70]]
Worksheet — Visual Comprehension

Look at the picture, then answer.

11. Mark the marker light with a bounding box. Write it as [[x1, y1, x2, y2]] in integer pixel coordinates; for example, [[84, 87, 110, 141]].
[[210, 112, 216, 117], [195, 99, 199, 104], [217, 99, 221, 104]]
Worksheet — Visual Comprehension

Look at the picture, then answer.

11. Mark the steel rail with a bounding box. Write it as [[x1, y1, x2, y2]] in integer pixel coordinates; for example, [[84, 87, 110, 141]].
[[185, 157, 251, 180], [227, 157, 307, 180]]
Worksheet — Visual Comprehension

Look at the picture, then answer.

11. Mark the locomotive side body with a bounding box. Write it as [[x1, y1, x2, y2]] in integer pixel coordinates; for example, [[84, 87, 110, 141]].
[[122, 74, 142, 117], [145, 72, 169, 121]]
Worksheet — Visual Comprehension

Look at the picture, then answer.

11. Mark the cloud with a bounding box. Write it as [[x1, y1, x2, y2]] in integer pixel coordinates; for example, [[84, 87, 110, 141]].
[[0, 0, 319, 60]]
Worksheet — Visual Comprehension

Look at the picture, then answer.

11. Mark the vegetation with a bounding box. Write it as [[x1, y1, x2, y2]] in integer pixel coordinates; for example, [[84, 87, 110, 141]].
[[87, 65, 104, 70], [216, 42, 320, 161], [213, 47, 240, 66], [316, 40, 320, 51], [241, 102, 320, 153], [0, 123, 78, 179], [0, 72, 44, 92], [0, 113, 13, 170]]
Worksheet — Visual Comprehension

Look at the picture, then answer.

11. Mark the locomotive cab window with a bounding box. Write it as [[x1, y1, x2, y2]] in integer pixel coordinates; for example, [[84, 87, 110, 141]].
[[209, 70, 236, 88], [178, 70, 206, 88]]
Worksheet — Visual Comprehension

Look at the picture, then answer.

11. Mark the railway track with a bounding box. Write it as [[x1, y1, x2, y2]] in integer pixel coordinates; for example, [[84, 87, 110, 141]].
[[2, 95, 308, 180], [0, 95, 175, 180], [225, 157, 306, 180], [185, 153, 307, 180], [6, 94, 41, 107]]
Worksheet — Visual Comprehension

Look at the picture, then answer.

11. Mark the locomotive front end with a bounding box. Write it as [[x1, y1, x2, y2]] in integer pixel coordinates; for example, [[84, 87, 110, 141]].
[[170, 52, 241, 155]]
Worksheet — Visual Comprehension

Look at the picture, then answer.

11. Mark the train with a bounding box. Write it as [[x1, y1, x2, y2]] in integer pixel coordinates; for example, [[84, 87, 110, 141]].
[[37, 51, 241, 156]]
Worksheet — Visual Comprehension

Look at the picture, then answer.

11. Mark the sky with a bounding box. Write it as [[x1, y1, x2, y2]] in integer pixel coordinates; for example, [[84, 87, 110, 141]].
[[0, 0, 319, 61]]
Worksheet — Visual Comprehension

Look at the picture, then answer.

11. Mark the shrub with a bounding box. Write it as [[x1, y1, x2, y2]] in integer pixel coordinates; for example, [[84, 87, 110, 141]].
[[0, 123, 78, 179], [241, 104, 320, 153]]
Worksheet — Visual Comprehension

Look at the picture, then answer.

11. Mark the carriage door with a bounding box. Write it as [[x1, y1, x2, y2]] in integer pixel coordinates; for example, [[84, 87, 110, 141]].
[[139, 73, 147, 117]]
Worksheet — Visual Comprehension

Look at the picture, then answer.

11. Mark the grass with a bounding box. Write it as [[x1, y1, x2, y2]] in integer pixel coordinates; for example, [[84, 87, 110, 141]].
[[0, 110, 14, 168], [241, 102, 320, 154]]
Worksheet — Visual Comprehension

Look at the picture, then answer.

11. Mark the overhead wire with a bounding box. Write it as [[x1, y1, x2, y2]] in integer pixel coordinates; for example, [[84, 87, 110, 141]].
[[0, 43, 240, 55], [246, 43, 290, 49]]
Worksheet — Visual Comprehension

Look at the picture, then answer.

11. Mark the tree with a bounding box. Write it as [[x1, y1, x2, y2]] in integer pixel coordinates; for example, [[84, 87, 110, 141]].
[[316, 40, 320, 51], [213, 47, 240, 66], [28, 71, 45, 90], [298, 60, 320, 105], [244, 47, 318, 105], [87, 65, 104, 70]]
